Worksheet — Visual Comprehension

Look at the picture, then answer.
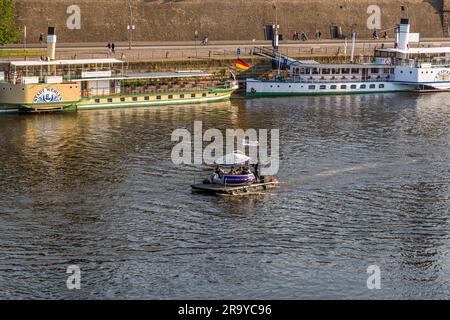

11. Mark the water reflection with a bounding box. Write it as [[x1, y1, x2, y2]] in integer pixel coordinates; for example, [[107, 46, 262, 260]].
[[0, 94, 449, 299]]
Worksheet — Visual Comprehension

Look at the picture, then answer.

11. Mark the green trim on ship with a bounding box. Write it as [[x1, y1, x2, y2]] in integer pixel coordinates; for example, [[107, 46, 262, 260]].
[[1, 100, 81, 107], [78, 93, 232, 110], [1, 87, 236, 113]]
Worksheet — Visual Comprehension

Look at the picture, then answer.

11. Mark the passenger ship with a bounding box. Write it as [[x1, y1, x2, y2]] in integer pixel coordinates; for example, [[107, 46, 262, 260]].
[[247, 19, 450, 96], [0, 31, 237, 113]]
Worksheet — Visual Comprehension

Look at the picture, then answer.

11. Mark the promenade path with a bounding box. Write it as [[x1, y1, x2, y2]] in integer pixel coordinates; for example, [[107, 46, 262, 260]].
[[2, 38, 450, 61]]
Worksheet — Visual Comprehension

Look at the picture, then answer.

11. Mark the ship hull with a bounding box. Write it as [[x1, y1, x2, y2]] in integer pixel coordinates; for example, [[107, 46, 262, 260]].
[[0, 87, 237, 113], [77, 88, 235, 110], [246, 79, 415, 97]]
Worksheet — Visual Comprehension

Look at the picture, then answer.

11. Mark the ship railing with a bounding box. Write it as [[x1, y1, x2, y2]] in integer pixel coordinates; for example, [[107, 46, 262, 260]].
[[395, 59, 450, 68], [290, 76, 392, 83], [86, 83, 232, 97]]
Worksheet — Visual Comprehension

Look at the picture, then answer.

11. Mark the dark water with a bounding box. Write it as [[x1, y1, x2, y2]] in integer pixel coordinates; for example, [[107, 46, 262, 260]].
[[0, 93, 449, 299]]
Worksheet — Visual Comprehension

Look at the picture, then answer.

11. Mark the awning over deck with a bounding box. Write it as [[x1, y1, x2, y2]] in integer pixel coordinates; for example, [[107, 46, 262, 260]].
[[123, 71, 213, 79], [377, 47, 450, 55], [9, 58, 123, 67], [70, 71, 214, 82], [291, 63, 394, 69]]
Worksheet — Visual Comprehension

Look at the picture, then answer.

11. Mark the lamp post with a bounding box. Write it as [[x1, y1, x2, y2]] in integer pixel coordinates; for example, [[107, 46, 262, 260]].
[[401, 5, 409, 19], [128, 0, 135, 50], [194, 30, 199, 57], [23, 25, 27, 51], [272, 1, 279, 51]]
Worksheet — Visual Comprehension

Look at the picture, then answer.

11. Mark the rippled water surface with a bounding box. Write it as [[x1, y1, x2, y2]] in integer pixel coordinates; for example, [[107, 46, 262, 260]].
[[0, 93, 449, 299]]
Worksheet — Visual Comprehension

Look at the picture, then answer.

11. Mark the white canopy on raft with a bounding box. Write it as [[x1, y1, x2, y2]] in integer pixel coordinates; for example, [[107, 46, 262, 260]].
[[214, 152, 252, 166]]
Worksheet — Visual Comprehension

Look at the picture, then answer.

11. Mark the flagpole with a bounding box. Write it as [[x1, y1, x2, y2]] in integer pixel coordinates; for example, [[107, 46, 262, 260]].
[[344, 37, 348, 62]]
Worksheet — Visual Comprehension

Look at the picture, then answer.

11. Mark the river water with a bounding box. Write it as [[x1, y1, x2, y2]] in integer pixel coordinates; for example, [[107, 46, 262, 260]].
[[0, 93, 449, 299]]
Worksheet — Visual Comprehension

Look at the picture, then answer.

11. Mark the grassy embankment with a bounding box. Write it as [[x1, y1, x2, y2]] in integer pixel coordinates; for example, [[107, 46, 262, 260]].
[[0, 49, 44, 58]]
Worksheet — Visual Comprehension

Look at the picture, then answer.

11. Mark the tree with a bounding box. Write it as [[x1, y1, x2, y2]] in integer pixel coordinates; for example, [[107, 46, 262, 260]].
[[0, 0, 20, 45]]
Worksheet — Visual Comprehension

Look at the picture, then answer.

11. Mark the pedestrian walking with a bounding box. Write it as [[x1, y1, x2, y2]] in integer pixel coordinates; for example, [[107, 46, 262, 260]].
[[316, 30, 322, 40], [301, 32, 308, 41], [107, 43, 112, 55], [111, 43, 116, 54], [372, 30, 379, 40], [39, 33, 44, 45]]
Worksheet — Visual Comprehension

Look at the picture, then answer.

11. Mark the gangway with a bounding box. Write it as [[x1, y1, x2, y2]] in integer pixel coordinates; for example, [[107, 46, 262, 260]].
[[252, 46, 298, 69]]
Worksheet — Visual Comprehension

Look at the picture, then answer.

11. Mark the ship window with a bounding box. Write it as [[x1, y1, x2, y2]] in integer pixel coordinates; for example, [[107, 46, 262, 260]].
[[95, 99, 100, 103], [410, 71, 413, 74], [322, 69, 330, 75], [332, 69, 340, 75], [132, 97, 138, 101], [330, 85, 337, 89], [180, 94, 184, 98], [351, 68, 360, 74], [371, 68, 379, 74], [202, 93, 207, 97], [351, 85, 357, 89], [107, 98, 113, 103], [320, 85, 327, 89], [144, 96, 149, 100], [156, 96, 161, 100], [360, 84, 366, 89], [191, 94, 196, 98], [341, 85, 347, 89], [120, 97, 125, 102], [384, 68, 391, 74], [370, 84, 376, 89], [169, 95, 174, 99], [305, 69, 311, 75], [312, 68, 319, 75], [342, 68, 350, 74], [308, 85, 316, 90], [379, 84, 385, 88]]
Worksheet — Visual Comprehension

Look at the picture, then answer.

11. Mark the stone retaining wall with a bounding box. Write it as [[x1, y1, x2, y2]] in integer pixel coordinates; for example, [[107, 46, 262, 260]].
[[14, 0, 446, 43]]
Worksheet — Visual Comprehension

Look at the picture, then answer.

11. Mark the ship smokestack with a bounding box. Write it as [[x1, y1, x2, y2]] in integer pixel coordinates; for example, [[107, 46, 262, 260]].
[[397, 18, 410, 51], [47, 27, 56, 60]]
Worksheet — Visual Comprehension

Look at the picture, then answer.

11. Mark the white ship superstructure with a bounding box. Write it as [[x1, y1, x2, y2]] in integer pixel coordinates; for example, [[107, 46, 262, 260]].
[[247, 19, 450, 96]]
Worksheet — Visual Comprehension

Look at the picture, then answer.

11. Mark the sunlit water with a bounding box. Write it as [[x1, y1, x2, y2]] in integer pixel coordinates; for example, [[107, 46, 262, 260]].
[[0, 93, 449, 299]]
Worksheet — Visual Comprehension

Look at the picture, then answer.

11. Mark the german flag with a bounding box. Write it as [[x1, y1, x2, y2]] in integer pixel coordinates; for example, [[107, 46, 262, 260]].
[[236, 59, 250, 71]]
